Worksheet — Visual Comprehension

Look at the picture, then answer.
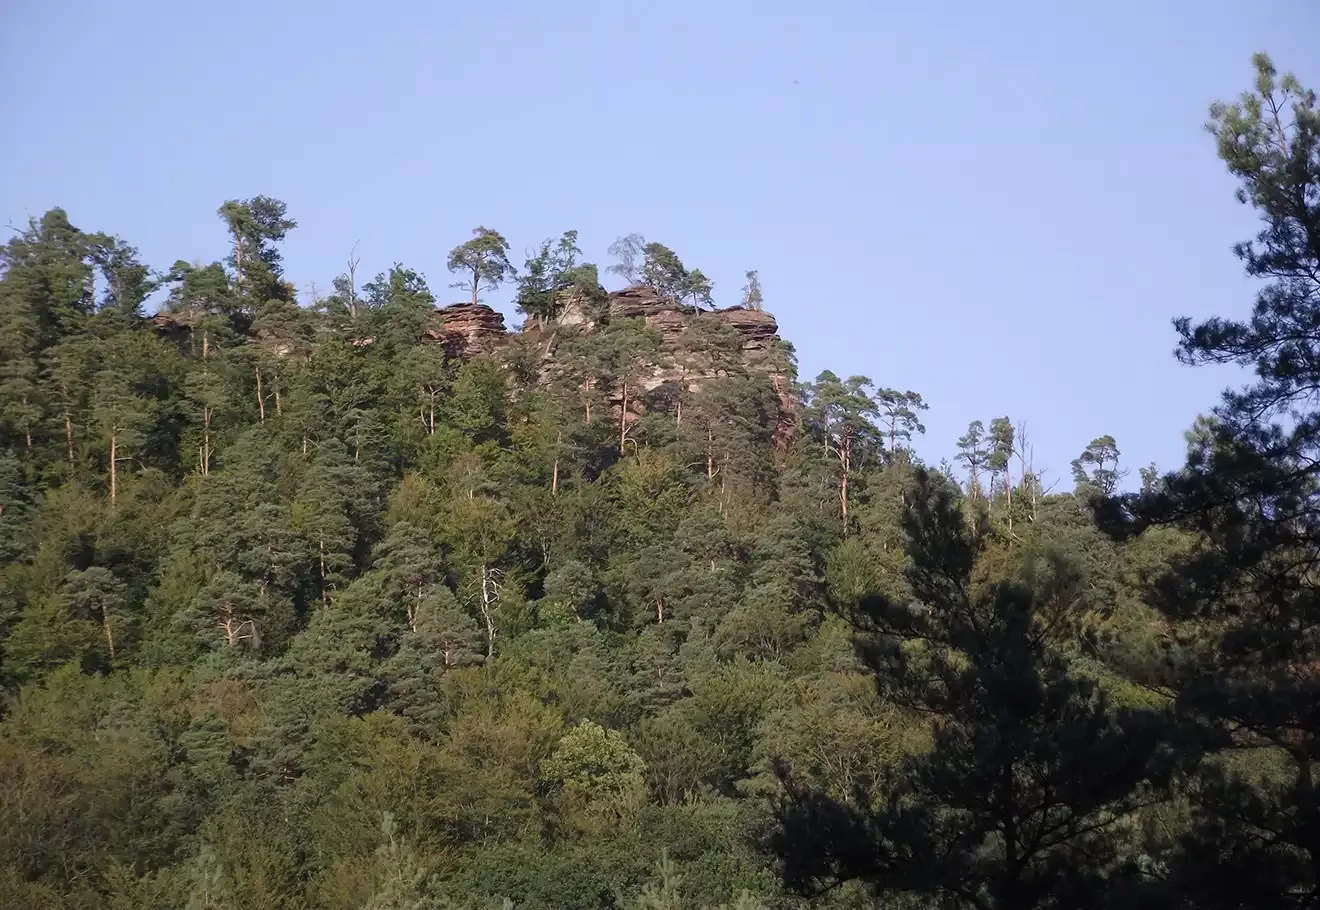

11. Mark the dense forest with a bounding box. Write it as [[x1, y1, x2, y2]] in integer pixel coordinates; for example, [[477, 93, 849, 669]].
[[0, 54, 1316, 910]]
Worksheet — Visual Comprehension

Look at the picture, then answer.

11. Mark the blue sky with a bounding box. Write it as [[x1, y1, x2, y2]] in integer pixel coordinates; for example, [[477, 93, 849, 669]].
[[2, 0, 1316, 488]]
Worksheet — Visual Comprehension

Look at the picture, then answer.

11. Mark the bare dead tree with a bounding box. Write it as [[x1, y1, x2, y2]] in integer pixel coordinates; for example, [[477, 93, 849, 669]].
[[346, 241, 361, 319], [475, 565, 501, 659]]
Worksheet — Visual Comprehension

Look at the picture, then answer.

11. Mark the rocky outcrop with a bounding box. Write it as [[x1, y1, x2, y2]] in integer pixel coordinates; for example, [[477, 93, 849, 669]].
[[710, 306, 780, 366], [147, 288, 799, 446], [576, 286, 788, 376], [428, 303, 508, 359], [151, 312, 193, 344], [553, 285, 799, 446], [703, 305, 796, 446]]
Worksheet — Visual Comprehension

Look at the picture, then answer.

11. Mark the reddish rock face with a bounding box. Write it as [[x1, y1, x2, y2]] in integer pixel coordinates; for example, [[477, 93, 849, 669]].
[[553, 285, 799, 448], [601, 288, 786, 373], [428, 303, 509, 358]]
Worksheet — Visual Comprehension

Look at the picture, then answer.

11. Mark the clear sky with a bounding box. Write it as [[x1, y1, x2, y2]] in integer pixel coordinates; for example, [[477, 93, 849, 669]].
[[2, 0, 1317, 488]]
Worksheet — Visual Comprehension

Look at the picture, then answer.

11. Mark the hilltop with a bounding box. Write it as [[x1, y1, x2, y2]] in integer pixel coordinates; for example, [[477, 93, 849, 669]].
[[3, 52, 1318, 909]]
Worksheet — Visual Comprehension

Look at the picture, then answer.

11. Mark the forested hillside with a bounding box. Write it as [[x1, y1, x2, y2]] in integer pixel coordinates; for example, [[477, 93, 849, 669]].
[[0, 54, 1316, 910]]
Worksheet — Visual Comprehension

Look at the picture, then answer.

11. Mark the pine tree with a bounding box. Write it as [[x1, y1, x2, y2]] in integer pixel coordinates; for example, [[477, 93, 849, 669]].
[[89, 335, 155, 508], [372, 522, 448, 632], [957, 419, 990, 499], [185, 571, 266, 652], [740, 270, 764, 311], [876, 389, 928, 453], [447, 226, 515, 306], [594, 319, 666, 455], [217, 195, 297, 303], [89, 235, 154, 317], [515, 229, 602, 328], [59, 567, 126, 662], [1072, 435, 1125, 497], [1096, 54, 1320, 909], [804, 371, 882, 528], [988, 416, 1016, 522], [387, 586, 484, 733], [774, 472, 1180, 909], [0, 453, 30, 565]]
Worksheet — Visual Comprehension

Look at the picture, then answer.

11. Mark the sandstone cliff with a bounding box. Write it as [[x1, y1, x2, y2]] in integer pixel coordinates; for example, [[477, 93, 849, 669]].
[[554, 285, 797, 447], [427, 303, 508, 358], [150, 287, 798, 445]]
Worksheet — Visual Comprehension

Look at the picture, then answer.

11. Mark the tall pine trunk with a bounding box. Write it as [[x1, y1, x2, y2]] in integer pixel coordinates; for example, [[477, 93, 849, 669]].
[[319, 538, 329, 603], [840, 429, 852, 531], [59, 373, 75, 467], [109, 425, 118, 507], [201, 405, 211, 476], [707, 425, 715, 481], [100, 598, 115, 660], [255, 366, 265, 423], [1005, 473, 1013, 532], [619, 381, 628, 454], [479, 565, 497, 659], [552, 431, 561, 496]]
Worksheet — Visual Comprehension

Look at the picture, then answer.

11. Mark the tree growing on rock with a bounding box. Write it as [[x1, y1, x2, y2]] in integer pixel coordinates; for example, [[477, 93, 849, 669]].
[[741, 270, 764, 311], [447, 226, 515, 306], [217, 195, 296, 303], [516, 229, 604, 328], [608, 233, 647, 285], [640, 242, 713, 309]]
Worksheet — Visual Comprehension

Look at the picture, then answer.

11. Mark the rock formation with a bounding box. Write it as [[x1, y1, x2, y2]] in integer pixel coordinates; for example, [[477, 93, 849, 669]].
[[148, 286, 798, 445], [552, 285, 798, 447], [427, 302, 508, 358]]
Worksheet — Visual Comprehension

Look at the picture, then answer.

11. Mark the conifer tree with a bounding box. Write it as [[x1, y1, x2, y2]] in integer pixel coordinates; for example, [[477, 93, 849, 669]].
[[59, 567, 126, 662], [1096, 54, 1320, 909], [217, 195, 296, 302], [448, 226, 515, 306], [957, 419, 990, 498], [595, 319, 666, 455], [89, 336, 155, 507], [1072, 435, 1125, 497], [774, 472, 1180, 909], [805, 371, 882, 527], [741, 270, 764, 311], [876, 389, 928, 453]]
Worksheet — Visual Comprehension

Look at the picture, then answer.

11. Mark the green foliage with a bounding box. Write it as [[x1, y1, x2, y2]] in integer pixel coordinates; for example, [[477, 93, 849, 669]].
[[607, 234, 712, 308], [1093, 52, 1320, 910], [448, 226, 515, 306], [739, 270, 763, 311], [516, 230, 604, 328], [1072, 434, 1124, 497], [775, 474, 1184, 909], [542, 720, 647, 830]]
